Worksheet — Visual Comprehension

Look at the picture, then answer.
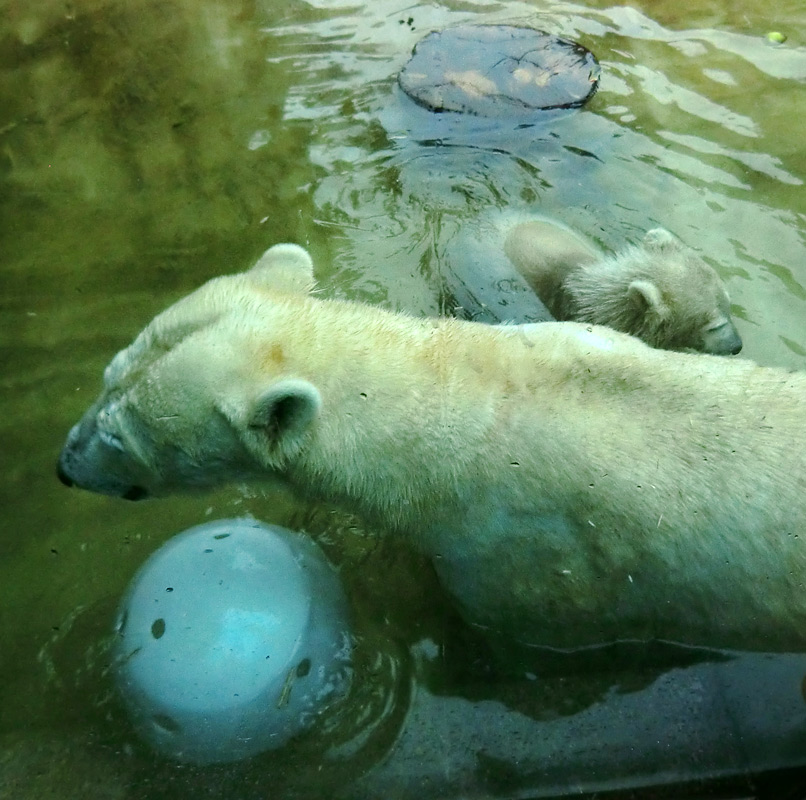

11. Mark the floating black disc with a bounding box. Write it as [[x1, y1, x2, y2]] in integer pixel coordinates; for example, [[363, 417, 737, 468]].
[[398, 25, 600, 116]]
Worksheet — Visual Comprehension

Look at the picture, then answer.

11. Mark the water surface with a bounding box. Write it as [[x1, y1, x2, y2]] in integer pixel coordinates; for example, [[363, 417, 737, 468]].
[[3, 0, 806, 796]]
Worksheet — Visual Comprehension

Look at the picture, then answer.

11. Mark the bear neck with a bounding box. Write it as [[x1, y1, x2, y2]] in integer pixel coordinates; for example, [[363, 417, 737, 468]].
[[261, 296, 531, 535]]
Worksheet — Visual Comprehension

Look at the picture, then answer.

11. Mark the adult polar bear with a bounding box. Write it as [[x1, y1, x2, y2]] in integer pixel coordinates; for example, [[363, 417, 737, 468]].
[[59, 244, 806, 652]]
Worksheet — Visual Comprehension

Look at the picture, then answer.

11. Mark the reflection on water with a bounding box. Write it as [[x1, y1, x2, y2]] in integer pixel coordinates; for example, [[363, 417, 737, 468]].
[[3, 0, 806, 796]]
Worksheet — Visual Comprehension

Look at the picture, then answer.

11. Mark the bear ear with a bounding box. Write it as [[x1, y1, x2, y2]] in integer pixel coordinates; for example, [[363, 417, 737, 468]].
[[627, 279, 669, 319], [249, 243, 317, 295], [643, 228, 679, 252], [247, 379, 322, 450]]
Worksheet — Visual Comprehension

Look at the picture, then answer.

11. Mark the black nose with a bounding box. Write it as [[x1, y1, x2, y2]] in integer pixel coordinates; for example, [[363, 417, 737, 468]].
[[57, 462, 74, 488]]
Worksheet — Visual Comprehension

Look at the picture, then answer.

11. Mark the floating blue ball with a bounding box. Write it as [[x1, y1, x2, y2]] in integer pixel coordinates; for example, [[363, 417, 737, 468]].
[[113, 518, 352, 764]]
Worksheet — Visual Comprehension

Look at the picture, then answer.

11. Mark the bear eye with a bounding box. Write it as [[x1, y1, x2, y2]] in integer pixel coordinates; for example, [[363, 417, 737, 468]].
[[704, 318, 727, 332], [99, 429, 126, 453], [97, 401, 126, 452]]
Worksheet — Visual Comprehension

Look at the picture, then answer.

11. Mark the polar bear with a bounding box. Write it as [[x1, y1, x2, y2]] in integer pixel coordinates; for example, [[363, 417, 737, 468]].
[[58, 244, 806, 653], [502, 219, 742, 355]]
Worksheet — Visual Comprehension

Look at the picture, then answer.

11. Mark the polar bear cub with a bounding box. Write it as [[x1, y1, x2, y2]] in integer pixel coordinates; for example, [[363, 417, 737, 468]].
[[59, 244, 806, 653], [503, 219, 742, 355]]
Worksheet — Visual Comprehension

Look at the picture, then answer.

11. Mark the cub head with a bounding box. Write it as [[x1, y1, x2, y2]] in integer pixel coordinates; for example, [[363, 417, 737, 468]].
[[572, 228, 742, 355], [57, 244, 323, 500], [631, 229, 742, 355]]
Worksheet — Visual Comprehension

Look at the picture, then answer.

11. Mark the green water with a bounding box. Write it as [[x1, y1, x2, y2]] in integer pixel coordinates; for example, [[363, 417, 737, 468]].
[[3, 0, 806, 796]]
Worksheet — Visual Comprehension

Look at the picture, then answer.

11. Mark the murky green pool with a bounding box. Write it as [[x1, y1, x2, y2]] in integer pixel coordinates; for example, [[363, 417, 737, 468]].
[[3, 0, 806, 796]]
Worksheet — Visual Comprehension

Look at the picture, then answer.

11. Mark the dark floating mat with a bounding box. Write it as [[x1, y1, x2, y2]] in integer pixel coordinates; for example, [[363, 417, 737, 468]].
[[398, 25, 600, 116]]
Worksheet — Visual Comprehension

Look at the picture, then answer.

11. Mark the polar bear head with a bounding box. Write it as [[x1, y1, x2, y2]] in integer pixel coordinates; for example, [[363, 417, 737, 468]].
[[57, 244, 322, 500], [567, 229, 742, 355]]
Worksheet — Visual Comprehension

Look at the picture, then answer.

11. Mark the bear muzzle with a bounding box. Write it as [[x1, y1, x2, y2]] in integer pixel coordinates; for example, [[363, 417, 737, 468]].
[[56, 461, 74, 488], [57, 429, 150, 501], [56, 456, 149, 501]]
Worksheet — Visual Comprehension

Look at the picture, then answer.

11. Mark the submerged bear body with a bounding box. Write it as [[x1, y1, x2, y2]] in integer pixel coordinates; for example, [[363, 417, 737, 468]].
[[59, 244, 806, 652]]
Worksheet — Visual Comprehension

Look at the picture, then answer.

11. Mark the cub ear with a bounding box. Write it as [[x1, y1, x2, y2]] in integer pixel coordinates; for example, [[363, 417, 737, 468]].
[[627, 279, 669, 319], [249, 243, 317, 295], [643, 228, 679, 252], [247, 379, 322, 452]]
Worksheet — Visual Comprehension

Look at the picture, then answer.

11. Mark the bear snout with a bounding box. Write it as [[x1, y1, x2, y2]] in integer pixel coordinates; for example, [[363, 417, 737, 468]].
[[56, 461, 74, 488], [56, 454, 147, 500]]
